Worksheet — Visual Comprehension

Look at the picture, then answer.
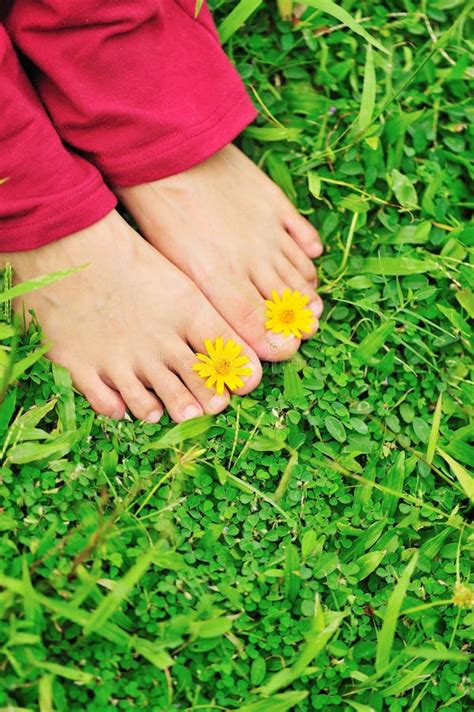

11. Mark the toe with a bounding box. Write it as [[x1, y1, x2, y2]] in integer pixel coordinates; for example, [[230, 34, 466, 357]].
[[260, 329, 301, 362], [209, 278, 300, 361], [146, 364, 204, 423], [251, 264, 289, 302], [276, 256, 324, 331], [282, 236, 318, 286], [113, 373, 164, 423], [76, 371, 126, 420], [168, 342, 231, 415], [251, 256, 322, 343], [185, 304, 264, 392], [283, 211, 323, 259], [200, 277, 299, 363]]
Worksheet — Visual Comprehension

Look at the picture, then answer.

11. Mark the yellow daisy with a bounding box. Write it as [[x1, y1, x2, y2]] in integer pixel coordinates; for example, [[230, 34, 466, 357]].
[[265, 289, 315, 338], [193, 337, 252, 395]]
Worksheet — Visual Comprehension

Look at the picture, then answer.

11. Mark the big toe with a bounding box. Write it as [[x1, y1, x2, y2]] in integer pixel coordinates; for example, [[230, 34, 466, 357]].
[[239, 297, 301, 362], [273, 258, 323, 339], [186, 302, 263, 397], [203, 277, 301, 362]]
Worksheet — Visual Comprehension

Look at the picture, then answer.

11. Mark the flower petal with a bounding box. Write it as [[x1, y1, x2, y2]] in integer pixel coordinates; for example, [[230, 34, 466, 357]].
[[234, 355, 250, 367], [205, 375, 217, 389], [205, 339, 216, 357]]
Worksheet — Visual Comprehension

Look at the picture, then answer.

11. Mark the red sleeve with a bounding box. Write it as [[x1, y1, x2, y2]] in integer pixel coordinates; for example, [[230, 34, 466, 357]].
[[0, 24, 116, 252], [6, 0, 258, 188]]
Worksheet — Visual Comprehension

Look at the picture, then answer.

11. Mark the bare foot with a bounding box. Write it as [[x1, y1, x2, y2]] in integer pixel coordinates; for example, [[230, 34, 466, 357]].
[[2, 210, 262, 422], [118, 145, 324, 362]]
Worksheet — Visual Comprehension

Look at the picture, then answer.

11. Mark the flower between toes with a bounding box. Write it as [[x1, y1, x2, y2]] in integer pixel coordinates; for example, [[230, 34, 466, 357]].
[[193, 337, 252, 395], [265, 288, 315, 338]]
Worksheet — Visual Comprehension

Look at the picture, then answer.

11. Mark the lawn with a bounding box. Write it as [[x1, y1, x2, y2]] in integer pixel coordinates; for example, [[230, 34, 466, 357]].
[[0, 1, 473, 710]]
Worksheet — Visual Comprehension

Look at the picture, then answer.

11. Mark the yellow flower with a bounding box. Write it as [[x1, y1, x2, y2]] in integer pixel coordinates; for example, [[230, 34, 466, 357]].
[[452, 582, 474, 609], [265, 289, 315, 338], [193, 337, 252, 395]]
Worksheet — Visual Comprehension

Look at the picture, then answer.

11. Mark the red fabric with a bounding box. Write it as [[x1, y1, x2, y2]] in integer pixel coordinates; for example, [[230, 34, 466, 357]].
[[0, 25, 117, 251], [0, 1, 256, 251]]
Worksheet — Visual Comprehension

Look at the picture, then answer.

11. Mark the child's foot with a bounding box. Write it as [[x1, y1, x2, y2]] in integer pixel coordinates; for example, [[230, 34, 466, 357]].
[[118, 145, 323, 362], [2, 211, 262, 422]]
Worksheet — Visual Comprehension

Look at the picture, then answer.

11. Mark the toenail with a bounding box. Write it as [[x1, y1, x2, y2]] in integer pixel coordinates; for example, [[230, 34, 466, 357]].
[[314, 243, 324, 256], [146, 409, 162, 424], [268, 332, 295, 344], [266, 333, 295, 356], [209, 395, 228, 412], [310, 299, 324, 318], [182, 404, 202, 421]]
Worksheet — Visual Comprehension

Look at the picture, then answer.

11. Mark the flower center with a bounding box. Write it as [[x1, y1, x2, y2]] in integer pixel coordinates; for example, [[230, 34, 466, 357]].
[[215, 358, 232, 375], [280, 309, 296, 324]]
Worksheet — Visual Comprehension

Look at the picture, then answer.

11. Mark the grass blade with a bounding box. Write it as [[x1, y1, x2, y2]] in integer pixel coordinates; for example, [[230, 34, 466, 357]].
[[375, 551, 419, 673], [354, 458, 377, 508], [33, 660, 94, 684], [244, 126, 302, 142], [354, 550, 386, 582], [0, 266, 85, 304], [142, 414, 214, 451], [404, 646, 470, 662], [52, 362, 76, 431], [7, 427, 85, 465], [83, 541, 163, 635], [218, 0, 262, 44], [276, 0, 293, 21], [38, 674, 54, 712], [349, 256, 436, 275], [266, 153, 297, 203], [382, 660, 431, 697], [273, 450, 298, 502], [258, 609, 346, 695], [284, 542, 301, 603], [304, 0, 388, 54], [193, 0, 204, 18], [0, 324, 15, 339], [426, 393, 442, 465], [283, 362, 305, 402], [9, 345, 49, 384], [0, 574, 172, 669], [347, 703, 376, 712], [446, 439, 474, 467], [382, 451, 406, 517], [352, 320, 395, 364], [9, 400, 56, 439], [353, 45, 376, 135], [455, 287, 474, 318], [437, 449, 474, 502], [237, 691, 308, 712]]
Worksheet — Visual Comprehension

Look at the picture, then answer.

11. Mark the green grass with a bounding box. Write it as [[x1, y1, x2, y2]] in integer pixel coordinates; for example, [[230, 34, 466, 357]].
[[1, 1, 473, 710]]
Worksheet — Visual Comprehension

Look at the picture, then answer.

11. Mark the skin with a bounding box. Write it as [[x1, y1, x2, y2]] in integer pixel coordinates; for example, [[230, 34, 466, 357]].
[[3, 145, 323, 422], [2, 210, 262, 423], [119, 145, 324, 362]]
